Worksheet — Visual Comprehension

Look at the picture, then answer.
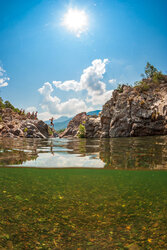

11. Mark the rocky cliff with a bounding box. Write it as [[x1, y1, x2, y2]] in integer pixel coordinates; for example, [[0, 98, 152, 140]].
[[101, 76, 167, 137], [59, 112, 87, 137], [0, 108, 51, 138], [61, 75, 167, 138]]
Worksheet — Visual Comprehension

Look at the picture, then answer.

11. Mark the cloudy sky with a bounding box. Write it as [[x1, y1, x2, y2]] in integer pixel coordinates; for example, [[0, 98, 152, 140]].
[[0, 0, 167, 120]]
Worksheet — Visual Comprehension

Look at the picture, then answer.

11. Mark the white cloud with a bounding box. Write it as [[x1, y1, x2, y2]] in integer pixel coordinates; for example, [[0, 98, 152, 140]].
[[38, 59, 113, 118], [38, 112, 61, 121], [0, 67, 5, 77], [16, 152, 104, 168], [26, 106, 37, 113], [86, 90, 113, 106], [38, 82, 92, 116], [38, 82, 60, 103], [57, 98, 90, 115], [80, 59, 108, 96], [52, 81, 61, 86], [0, 67, 9, 88], [0, 82, 8, 87], [52, 58, 109, 96], [0, 66, 5, 73], [53, 80, 81, 91], [109, 79, 116, 84]]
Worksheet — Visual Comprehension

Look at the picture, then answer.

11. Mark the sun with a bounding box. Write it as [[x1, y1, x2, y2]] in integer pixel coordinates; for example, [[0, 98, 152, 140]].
[[62, 8, 88, 37]]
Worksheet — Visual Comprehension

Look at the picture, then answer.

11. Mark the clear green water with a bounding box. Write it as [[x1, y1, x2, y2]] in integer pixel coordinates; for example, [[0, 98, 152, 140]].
[[0, 137, 167, 249]]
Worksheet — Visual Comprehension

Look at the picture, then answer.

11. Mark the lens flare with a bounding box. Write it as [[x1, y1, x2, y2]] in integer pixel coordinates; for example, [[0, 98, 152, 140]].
[[62, 8, 88, 37]]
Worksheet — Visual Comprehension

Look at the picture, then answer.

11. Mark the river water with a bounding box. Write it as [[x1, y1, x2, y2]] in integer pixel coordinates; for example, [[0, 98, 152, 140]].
[[0, 136, 167, 248], [0, 136, 167, 169]]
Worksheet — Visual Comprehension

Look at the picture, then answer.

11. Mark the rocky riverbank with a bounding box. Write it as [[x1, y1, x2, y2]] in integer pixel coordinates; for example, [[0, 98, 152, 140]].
[[0, 108, 53, 138], [61, 75, 167, 138]]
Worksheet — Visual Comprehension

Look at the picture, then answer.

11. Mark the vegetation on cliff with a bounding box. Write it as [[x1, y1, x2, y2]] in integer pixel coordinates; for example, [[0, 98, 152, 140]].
[[134, 62, 165, 92], [61, 63, 167, 139], [0, 98, 21, 114], [0, 99, 52, 138], [116, 62, 166, 93], [77, 124, 86, 138]]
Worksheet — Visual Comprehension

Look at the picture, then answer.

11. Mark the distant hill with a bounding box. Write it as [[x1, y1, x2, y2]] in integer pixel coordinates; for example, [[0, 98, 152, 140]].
[[87, 110, 101, 116], [45, 117, 72, 131], [45, 116, 69, 125], [45, 110, 101, 131], [53, 116, 70, 123]]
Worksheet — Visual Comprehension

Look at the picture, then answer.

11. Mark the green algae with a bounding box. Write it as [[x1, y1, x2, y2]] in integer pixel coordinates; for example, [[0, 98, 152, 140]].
[[0, 168, 167, 249]]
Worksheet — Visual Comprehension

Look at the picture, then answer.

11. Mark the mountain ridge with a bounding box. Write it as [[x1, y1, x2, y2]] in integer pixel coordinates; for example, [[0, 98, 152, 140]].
[[45, 110, 101, 131]]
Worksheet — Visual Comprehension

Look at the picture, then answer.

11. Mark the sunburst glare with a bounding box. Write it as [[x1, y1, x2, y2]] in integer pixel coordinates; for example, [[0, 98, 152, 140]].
[[62, 8, 88, 37]]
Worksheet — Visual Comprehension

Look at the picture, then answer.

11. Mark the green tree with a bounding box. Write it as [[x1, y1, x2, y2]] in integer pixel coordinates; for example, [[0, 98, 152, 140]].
[[78, 124, 86, 138], [145, 62, 158, 78], [4, 100, 15, 109]]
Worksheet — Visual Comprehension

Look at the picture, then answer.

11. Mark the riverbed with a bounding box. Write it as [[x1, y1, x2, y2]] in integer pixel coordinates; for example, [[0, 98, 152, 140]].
[[0, 136, 167, 248]]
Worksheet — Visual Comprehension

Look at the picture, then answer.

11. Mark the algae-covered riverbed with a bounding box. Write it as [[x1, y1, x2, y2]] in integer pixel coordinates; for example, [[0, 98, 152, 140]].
[[0, 168, 167, 249], [0, 136, 167, 249]]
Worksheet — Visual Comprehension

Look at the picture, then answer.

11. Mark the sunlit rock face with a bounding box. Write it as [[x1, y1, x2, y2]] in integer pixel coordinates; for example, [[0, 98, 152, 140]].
[[60, 112, 101, 138], [0, 108, 52, 139], [101, 76, 167, 137], [85, 115, 101, 138], [62, 76, 167, 138], [59, 112, 87, 138]]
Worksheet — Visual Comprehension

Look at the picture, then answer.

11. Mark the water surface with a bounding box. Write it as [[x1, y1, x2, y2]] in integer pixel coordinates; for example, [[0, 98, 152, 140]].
[[0, 136, 167, 169]]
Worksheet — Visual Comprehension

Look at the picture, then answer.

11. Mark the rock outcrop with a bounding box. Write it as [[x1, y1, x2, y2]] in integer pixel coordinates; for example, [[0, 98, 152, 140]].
[[101, 78, 167, 137], [61, 76, 167, 138], [85, 115, 101, 138], [0, 108, 53, 138], [59, 112, 102, 138], [59, 112, 87, 137]]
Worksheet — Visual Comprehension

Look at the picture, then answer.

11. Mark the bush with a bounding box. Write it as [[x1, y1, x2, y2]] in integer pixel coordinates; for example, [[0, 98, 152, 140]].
[[134, 81, 150, 92], [0, 97, 22, 114], [152, 71, 164, 84], [134, 63, 165, 92], [4, 100, 15, 109], [48, 126, 53, 136], [145, 62, 158, 78], [116, 84, 124, 93], [24, 128, 28, 132], [78, 124, 86, 138], [14, 108, 21, 114]]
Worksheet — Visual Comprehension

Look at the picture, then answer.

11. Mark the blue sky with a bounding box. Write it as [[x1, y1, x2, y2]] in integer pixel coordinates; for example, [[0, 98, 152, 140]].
[[0, 0, 167, 120]]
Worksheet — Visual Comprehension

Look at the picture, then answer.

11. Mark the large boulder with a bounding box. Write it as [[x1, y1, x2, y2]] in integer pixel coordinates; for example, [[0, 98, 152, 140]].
[[85, 115, 101, 138], [60, 112, 102, 138], [21, 120, 50, 138], [59, 112, 87, 137], [35, 120, 49, 138]]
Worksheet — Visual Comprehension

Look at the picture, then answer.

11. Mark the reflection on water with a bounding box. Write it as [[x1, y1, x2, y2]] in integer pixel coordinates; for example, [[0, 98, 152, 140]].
[[0, 136, 167, 169], [100, 136, 167, 170]]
